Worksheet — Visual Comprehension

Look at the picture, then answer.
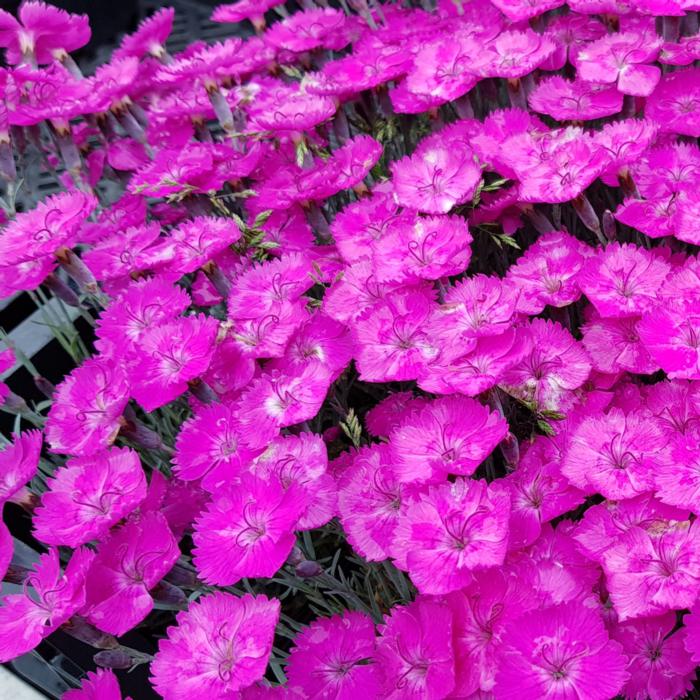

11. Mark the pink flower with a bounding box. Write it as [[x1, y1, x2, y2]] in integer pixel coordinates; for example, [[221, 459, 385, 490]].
[[509, 128, 608, 204], [405, 37, 479, 103], [315, 136, 382, 198], [0, 1, 90, 65], [45, 357, 130, 456], [95, 278, 191, 355], [201, 336, 256, 399], [160, 216, 241, 275], [130, 314, 219, 412], [212, 0, 285, 26], [174, 402, 258, 492], [337, 444, 411, 563], [0, 547, 94, 662], [331, 191, 407, 265], [0, 430, 42, 502], [316, 44, 412, 95], [389, 396, 507, 484], [646, 68, 700, 137], [418, 328, 528, 397], [582, 313, 659, 375], [33, 446, 146, 547], [655, 433, 700, 512], [254, 91, 336, 134], [602, 520, 700, 620], [113, 6, 174, 60], [264, 8, 346, 53], [142, 471, 208, 539], [575, 31, 662, 96], [562, 408, 667, 499], [596, 118, 658, 187], [403, 478, 510, 595], [228, 253, 312, 320], [324, 259, 408, 324], [528, 76, 622, 121], [353, 288, 440, 383], [614, 194, 678, 240], [83, 223, 161, 282], [155, 38, 243, 87], [64, 669, 130, 700], [267, 312, 353, 382], [504, 438, 585, 550], [541, 13, 606, 70], [389, 80, 445, 115], [192, 474, 304, 585], [676, 190, 700, 246], [489, 0, 565, 20], [151, 592, 280, 699], [507, 524, 601, 608], [507, 231, 589, 315], [235, 365, 332, 448], [228, 300, 308, 361], [493, 602, 628, 700], [436, 274, 519, 340], [683, 599, 700, 663], [0, 515, 10, 582], [474, 30, 555, 79], [250, 432, 336, 530], [638, 302, 700, 379], [446, 569, 533, 696], [472, 108, 547, 178], [572, 494, 688, 564], [661, 33, 700, 66], [643, 378, 700, 437], [365, 392, 430, 439], [372, 213, 472, 283], [0, 190, 96, 264], [391, 144, 482, 215], [287, 612, 379, 699], [376, 597, 455, 699], [634, 141, 700, 200], [500, 319, 591, 412], [84, 511, 179, 636], [612, 613, 696, 700], [9, 63, 97, 125], [579, 243, 670, 319]]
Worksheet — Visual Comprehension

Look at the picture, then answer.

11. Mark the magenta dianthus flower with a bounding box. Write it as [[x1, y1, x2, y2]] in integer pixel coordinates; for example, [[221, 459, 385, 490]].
[[0, 547, 94, 662], [376, 597, 455, 699], [192, 474, 304, 585], [64, 669, 130, 700], [45, 357, 130, 456], [0, 429, 42, 502], [389, 395, 507, 484], [613, 613, 696, 700], [562, 408, 667, 499], [0, 1, 90, 65], [575, 31, 662, 96], [33, 446, 146, 547], [494, 602, 628, 700], [174, 401, 257, 492], [391, 144, 482, 215], [151, 592, 280, 699], [84, 511, 180, 636], [403, 477, 510, 594], [287, 612, 378, 699], [602, 520, 700, 620], [130, 314, 219, 412]]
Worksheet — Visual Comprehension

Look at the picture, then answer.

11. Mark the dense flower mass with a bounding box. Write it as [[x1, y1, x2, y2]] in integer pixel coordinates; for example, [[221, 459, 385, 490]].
[[2, 0, 700, 698]]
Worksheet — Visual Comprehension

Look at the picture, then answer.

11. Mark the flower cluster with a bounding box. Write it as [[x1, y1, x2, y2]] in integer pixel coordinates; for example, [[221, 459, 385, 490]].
[[2, 0, 700, 698]]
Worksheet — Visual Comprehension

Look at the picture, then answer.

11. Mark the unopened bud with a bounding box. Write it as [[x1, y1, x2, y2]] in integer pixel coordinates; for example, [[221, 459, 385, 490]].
[[296, 560, 323, 578]]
